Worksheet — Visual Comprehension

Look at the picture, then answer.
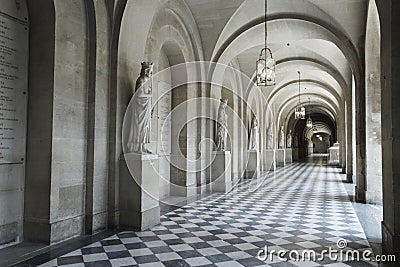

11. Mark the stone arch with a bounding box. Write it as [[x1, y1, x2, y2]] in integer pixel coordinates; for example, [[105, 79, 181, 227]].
[[211, 17, 362, 86], [277, 94, 339, 133], [276, 58, 349, 94], [143, 3, 203, 200], [267, 79, 343, 109], [212, 0, 357, 61], [210, 7, 364, 180]]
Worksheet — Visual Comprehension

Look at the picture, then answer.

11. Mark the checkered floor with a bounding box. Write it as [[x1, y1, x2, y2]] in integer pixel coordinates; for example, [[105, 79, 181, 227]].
[[38, 157, 377, 267]]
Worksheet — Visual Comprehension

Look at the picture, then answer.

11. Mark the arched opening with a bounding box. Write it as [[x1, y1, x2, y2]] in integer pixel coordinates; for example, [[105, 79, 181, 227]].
[[160, 41, 188, 204], [288, 106, 337, 160]]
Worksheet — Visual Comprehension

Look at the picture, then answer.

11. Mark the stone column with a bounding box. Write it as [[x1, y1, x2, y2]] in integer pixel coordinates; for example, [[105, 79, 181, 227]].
[[339, 112, 347, 173], [364, 2, 383, 204], [378, 0, 400, 258], [345, 100, 353, 183], [355, 71, 367, 203]]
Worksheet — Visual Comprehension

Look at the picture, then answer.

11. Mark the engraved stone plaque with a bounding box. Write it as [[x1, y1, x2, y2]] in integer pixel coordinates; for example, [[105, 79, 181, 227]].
[[0, 9, 28, 164]]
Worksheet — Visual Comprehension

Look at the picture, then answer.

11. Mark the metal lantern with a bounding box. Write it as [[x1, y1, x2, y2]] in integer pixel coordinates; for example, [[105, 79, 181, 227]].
[[295, 71, 305, 120], [256, 48, 276, 86], [256, 0, 275, 86], [306, 116, 313, 128], [295, 106, 306, 119], [306, 98, 313, 128]]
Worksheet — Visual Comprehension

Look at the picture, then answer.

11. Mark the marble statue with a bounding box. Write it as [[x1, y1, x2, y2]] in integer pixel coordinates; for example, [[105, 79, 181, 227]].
[[278, 126, 285, 149], [249, 115, 259, 151], [127, 62, 154, 154], [287, 129, 292, 148], [266, 124, 273, 149], [216, 99, 228, 151]]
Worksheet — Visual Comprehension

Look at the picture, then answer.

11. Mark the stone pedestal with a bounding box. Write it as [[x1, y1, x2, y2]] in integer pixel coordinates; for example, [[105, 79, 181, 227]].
[[328, 143, 340, 165], [285, 149, 293, 163], [246, 151, 260, 178], [276, 149, 286, 167], [292, 148, 299, 161], [211, 151, 232, 193], [119, 153, 160, 231], [263, 149, 276, 171]]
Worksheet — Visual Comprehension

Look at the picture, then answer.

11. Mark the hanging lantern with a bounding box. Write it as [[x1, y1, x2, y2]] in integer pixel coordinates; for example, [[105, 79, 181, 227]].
[[306, 98, 313, 128], [306, 117, 313, 128], [295, 71, 305, 119], [257, 48, 276, 86], [256, 0, 275, 86], [295, 106, 305, 119]]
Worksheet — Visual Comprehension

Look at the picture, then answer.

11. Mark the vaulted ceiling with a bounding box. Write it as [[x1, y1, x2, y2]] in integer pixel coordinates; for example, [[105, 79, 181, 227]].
[[184, 0, 372, 136]]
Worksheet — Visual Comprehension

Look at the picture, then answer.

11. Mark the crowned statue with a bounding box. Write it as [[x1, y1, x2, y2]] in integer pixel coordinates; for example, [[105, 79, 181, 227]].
[[287, 129, 292, 148], [266, 124, 274, 149], [278, 125, 285, 149], [127, 62, 154, 154], [249, 115, 259, 151], [216, 99, 228, 151]]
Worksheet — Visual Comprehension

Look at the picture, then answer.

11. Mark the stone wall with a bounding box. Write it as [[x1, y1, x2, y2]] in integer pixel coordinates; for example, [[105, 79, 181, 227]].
[[23, 0, 111, 244]]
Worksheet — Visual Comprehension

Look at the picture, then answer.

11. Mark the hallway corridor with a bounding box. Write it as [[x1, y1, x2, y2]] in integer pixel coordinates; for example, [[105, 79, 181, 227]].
[[18, 158, 377, 267]]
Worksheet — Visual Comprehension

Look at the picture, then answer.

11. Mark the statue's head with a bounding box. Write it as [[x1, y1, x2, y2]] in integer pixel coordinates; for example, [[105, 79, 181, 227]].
[[141, 62, 153, 77], [220, 99, 228, 106]]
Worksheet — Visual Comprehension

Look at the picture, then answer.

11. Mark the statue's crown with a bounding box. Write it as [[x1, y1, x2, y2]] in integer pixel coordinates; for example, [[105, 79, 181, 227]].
[[141, 62, 153, 69]]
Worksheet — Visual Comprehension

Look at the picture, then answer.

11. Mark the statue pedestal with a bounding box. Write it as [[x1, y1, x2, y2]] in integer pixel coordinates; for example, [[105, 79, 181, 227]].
[[292, 148, 299, 161], [246, 151, 260, 178], [119, 153, 160, 230], [276, 149, 286, 167], [211, 151, 232, 193], [328, 143, 340, 165], [285, 149, 293, 163], [264, 149, 276, 171]]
